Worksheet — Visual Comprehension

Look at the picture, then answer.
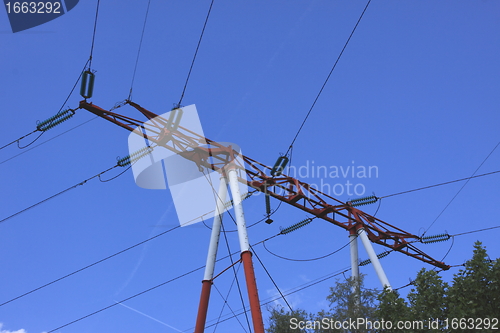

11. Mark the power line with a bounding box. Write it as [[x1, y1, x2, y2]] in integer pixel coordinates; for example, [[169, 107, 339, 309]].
[[88, 0, 101, 70], [212, 265, 249, 333], [128, 0, 152, 100], [44, 233, 279, 332], [0, 60, 90, 152], [251, 245, 293, 312], [0, 160, 134, 225], [379, 170, 500, 199], [0, 225, 180, 307], [220, 220, 252, 333], [0, 117, 98, 166], [451, 225, 500, 237], [178, 0, 215, 106], [263, 238, 352, 262], [199, 267, 351, 331], [423, 140, 500, 236], [285, 0, 372, 156]]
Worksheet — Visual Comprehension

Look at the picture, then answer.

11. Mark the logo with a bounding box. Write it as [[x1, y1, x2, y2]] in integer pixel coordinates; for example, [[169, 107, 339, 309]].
[[4, 1, 79, 33], [127, 105, 248, 227]]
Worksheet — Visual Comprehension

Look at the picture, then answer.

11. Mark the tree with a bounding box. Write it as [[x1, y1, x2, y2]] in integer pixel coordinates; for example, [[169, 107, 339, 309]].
[[375, 287, 410, 332], [407, 269, 448, 332], [266, 305, 311, 333], [266, 274, 379, 333], [447, 241, 499, 328]]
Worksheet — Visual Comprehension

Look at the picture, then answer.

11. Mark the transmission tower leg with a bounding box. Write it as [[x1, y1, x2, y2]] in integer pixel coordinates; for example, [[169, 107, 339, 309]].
[[194, 174, 228, 333], [349, 229, 360, 315], [227, 166, 265, 333], [357, 228, 392, 290], [349, 230, 359, 282]]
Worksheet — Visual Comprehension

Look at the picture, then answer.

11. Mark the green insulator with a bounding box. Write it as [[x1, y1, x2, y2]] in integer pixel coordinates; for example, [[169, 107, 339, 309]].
[[80, 70, 95, 99], [349, 195, 378, 207], [167, 107, 183, 132], [359, 251, 390, 267], [117, 147, 153, 167], [36, 109, 75, 131], [265, 193, 271, 215], [271, 155, 289, 177], [280, 218, 312, 235], [359, 259, 371, 266], [421, 233, 450, 244], [223, 192, 252, 208], [377, 251, 391, 259]]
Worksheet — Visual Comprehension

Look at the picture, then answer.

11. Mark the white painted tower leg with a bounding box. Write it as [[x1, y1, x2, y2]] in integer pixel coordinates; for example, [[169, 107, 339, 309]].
[[350, 233, 359, 283], [227, 166, 265, 333], [357, 228, 392, 290], [194, 174, 228, 333], [204, 175, 228, 280], [349, 231, 361, 316]]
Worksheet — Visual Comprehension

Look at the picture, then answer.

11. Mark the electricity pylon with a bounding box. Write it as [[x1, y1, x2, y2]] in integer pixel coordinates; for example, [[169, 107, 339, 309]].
[[79, 99, 450, 332]]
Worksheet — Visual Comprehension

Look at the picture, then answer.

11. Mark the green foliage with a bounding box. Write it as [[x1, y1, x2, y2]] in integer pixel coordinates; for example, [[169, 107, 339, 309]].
[[266, 305, 311, 333], [266, 241, 499, 333], [375, 287, 409, 332], [407, 268, 448, 331], [266, 274, 380, 333], [447, 241, 499, 324]]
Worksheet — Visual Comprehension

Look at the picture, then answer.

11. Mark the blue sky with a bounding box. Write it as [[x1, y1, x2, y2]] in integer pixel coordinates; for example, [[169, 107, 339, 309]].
[[1, 1, 499, 332]]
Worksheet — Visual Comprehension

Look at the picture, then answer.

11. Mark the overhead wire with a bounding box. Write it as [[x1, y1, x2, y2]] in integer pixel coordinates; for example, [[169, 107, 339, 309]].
[[0, 117, 98, 166], [219, 219, 253, 333], [379, 169, 500, 199], [88, 0, 101, 70], [199, 267, 352, 331], [37, 219, 498, 331], [263, 236, 353, 262], [0, 59, 90, 152], [43, 232, 279, 332], [0, 164, 118, 225], [422, 140, 500, 236], [128, 0, 152, 100], [177, 0, 215, 107], [0, 225, 180, 307], [284, 0, 372, 156], [211, 265, 249, 333], [450, 225, 500, 237], [250, 245, 293, 312], [0, 147, 151, 225]]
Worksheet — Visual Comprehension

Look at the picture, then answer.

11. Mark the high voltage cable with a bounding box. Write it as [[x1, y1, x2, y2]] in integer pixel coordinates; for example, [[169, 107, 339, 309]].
[[285, 0, 372, 156], [0, 225, 180, 307], [422, 140, 500, 237], [88, 0, 100, 70], [263, 236, 354, 262], [212, 265, 249, 333], [36, 223, 500, 330], [251, 245, 293, 312], [220, 220, 253, 332], [200, 167, 292, 318], [44, 233, 279, 332], [379, 169, 500, 199], [0, 59, 90, 152], [0, 117, 98, 166], [0, 164, 119, 225], [177, 0, 215, 106], [128, 0, 152, 100], [451, 225, 500, 237], [198, 267, 352, 331]]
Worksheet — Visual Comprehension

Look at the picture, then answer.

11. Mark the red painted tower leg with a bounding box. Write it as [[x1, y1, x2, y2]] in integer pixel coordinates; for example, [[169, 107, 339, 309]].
[[194, 280, 212, 333], [241, 250, 265, 333]]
